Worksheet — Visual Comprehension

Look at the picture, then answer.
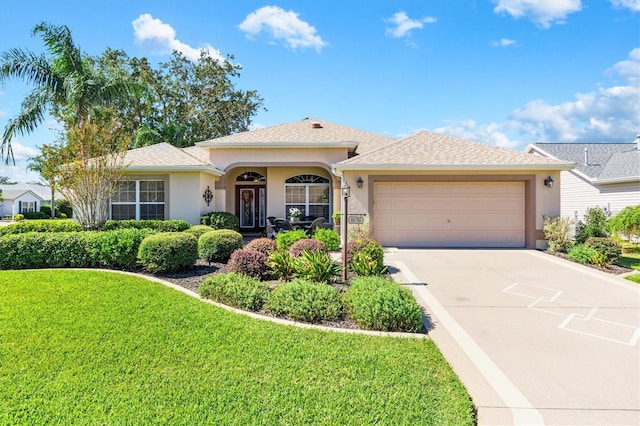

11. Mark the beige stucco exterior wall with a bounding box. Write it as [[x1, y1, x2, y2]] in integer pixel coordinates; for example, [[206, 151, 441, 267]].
[[208, 147, 348, 171], [340, 169, 561, 248], [169, 172, 219, 225]]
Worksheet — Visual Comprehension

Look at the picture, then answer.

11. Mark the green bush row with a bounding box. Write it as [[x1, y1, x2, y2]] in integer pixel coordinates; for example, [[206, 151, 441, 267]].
[[137, 232, 198, 273], [0, 220, 82, 236], [343, 276, 424, 333], [0, 229, 153, 270], [200, 212, 240, 231], [103, 219, 190, 232], [199, 273, 423, 332]]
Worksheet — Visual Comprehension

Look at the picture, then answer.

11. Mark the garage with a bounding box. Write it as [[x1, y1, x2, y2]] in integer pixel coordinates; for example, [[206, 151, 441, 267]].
[[373, 181, 525, 247]]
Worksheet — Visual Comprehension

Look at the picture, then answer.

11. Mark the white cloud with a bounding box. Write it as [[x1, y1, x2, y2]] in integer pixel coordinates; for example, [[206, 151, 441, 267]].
[[493, 0, 582, 28], [434, 119, 520, 149], [0, 141, 42, 184], [435, 48, 639, 147], [132, 13, 225, 62], [610, 0, 640, 12], [238, 6, 326, 52], [385, 11, 436, 38], [492, 38, 517, 47]]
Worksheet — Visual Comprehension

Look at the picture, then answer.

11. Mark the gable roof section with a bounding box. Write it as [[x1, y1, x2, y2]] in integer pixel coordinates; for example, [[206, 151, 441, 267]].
[[196, 117, 395, 155], [123, 142, 223, 175], [334, 131, 573, 171], [527, 142, 639, 183], [0, 189, 45, 201], [0, 183, 51, 200]]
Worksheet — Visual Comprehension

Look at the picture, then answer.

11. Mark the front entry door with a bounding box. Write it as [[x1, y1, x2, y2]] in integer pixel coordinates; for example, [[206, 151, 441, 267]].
[[236, 186, 266, 232]]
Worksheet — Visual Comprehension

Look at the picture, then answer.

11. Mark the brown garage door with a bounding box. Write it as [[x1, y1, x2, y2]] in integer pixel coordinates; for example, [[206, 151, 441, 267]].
[[373, 181, 525, 247]]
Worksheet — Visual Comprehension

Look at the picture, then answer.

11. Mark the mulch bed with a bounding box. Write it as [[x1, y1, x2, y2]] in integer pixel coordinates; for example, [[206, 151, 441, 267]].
[[540, 249, 633, 275]]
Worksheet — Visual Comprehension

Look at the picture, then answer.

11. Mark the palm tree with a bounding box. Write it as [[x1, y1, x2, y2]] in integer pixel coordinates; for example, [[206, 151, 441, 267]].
[[0, 22, 130, 164]]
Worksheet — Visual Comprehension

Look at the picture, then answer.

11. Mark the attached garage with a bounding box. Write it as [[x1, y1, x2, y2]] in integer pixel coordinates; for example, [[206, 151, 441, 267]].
[[373, 181, 526, 247]]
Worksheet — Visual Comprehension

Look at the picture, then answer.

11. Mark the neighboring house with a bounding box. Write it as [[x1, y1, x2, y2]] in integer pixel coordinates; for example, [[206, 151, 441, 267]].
[[114, 117, 572, 248], [0, 183, 52, 217], [526, 140, 640, 221]]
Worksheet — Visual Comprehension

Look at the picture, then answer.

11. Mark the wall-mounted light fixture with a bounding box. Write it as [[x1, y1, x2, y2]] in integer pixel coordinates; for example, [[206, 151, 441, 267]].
[[544, 176, 554, 188], [202, 186, 213, 206], [356, 177, 364, 189]]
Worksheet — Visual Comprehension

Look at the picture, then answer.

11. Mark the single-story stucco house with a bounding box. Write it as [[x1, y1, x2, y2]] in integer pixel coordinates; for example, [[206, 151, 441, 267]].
[[115, 117, 573, 248], [0, 183, 52, 217], [526, 140, 640, 220]]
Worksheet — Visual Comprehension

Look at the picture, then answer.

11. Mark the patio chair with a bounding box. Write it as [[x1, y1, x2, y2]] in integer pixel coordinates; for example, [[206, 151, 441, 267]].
[[303, 217, 325, 235], [272, 218, 294, 236]]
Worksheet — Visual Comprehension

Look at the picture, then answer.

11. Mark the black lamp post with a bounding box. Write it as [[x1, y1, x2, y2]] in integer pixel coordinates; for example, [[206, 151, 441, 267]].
[[341, 183, 350, 282]]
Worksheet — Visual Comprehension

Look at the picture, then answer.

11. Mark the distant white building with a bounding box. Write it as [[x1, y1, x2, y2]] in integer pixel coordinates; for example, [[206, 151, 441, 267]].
[[526, 140, 640, 220], [0, 183, 52, 217]]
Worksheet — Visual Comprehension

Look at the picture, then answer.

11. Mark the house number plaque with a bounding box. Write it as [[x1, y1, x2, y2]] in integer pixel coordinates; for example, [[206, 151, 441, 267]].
[[347, 214, 365, 225]]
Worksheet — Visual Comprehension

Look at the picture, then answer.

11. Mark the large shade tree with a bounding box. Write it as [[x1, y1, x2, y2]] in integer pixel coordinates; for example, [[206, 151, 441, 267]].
[[0, 22, 131, 164]]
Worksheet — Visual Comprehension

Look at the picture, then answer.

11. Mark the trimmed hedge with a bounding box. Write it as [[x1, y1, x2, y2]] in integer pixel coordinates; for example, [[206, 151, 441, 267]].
[[346, 238, 385, 273], [0, 229, 153, 270], [265, 279, 343, 323], [226, 249, 269, 279], [103, 219, 190, 232], [276, 229, 308, 251], [200, 212, 240, 231], [198, 229, 243, 263], [245, 237, 278, 256], [137, 232, 198, 273], [343, 277, 423, 332], [0, 220, 82, 236], [199, 272, 269, 311], [184, 225, 215, 239], [313, 228, 341, 251], [289, 238, 326, 258], [103, 219, 191, 232]]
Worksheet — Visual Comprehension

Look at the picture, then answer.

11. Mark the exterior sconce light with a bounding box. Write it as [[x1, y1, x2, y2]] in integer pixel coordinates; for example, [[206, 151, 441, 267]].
[[342, 184, 351, 198], [544, 176, 554, 188], [202, 186, 213, 206], [356, 177, 364, 188]]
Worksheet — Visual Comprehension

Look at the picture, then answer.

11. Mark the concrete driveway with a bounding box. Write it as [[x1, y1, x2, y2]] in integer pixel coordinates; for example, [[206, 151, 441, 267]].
[[387, 249, 640, 426]]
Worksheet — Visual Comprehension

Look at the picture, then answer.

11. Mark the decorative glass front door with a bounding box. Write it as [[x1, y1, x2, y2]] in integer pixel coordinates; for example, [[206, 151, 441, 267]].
[[237, 186, 266, 231]]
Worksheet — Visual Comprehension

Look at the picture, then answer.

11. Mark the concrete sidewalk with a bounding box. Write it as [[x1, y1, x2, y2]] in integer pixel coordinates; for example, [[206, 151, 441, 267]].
[[388, 249, 640, 426]]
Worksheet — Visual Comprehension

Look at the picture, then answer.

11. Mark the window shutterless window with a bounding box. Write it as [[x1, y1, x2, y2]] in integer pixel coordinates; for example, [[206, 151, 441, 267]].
[[284, 174, 330, 219], [111, 180, 165, 220]]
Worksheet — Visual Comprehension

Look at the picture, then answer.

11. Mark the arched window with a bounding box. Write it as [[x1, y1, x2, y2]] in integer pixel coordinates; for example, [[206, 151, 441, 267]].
[[285, 174, 330, 220], [236, 171, 266, 182]]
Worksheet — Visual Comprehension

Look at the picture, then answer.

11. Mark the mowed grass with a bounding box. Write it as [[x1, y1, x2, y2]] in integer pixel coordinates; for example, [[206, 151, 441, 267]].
[[0, 270, 474, 425]]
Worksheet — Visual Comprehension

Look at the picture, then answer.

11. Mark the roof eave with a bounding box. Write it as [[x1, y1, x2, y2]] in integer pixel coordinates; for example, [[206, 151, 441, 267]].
[[593, 176, 640, 185], [125, 165, 224, 176], [333, 163, 576, 172], [197, 141, 359, 151]]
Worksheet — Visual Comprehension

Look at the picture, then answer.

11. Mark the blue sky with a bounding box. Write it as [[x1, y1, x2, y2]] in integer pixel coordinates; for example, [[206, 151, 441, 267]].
[[1, 0, 638, 182]]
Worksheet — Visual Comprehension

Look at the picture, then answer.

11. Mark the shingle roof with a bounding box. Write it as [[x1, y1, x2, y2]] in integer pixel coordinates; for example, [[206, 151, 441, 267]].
[[197, 117, 395, 155], [530, 143, 639, 180], [123, 143, 222, 174], [0, 189, 45, 201], [0, 183, 51, 200], [336, 131, 573, 170]]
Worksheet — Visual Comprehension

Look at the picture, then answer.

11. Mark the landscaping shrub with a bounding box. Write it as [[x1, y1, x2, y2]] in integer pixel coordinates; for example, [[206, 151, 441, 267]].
[[137, 232, 198, 273], [24, 211, 49, 220], [313, 228, 341, 251], [0, 229, 151, 270], [346, 238, 385, 271], [198, 229, 243, 263], [184, 225, 215, 239], [55, 199, 73, 218], [295, 250, 342, 284], [265, 279, 343, 323], [567, 244, 605, 266], [584, 237, 621, 265], [200, 211, 240, 231], [267, 250, 297, 281], [343, 277, 423, 333], [103, 219, 190, 232], [40, 204, 59, 218], [543, 216, 574, 252], [607, 205, 640, 241], [245, 237, 278, 256], [575, 206, 609, 243], [276, 229, 308, 251], [13, 214, 24, 221], [0, 219, 82, 236], [226, 249, 269, 279], [289, 238, 326, 258], [350, 251, 388, 276], [199, 272, 269, 311]]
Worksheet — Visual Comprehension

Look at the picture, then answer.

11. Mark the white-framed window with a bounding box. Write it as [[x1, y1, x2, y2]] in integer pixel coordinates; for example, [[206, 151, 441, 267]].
[[20, 201, 36, 213], [285, 174, 330, 219], [111, 180, 165, 220]]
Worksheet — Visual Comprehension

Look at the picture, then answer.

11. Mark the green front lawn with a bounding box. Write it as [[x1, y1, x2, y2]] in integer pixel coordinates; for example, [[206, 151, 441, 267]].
[[0, 270, 474, 425], [617, 251, 640, 271]]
